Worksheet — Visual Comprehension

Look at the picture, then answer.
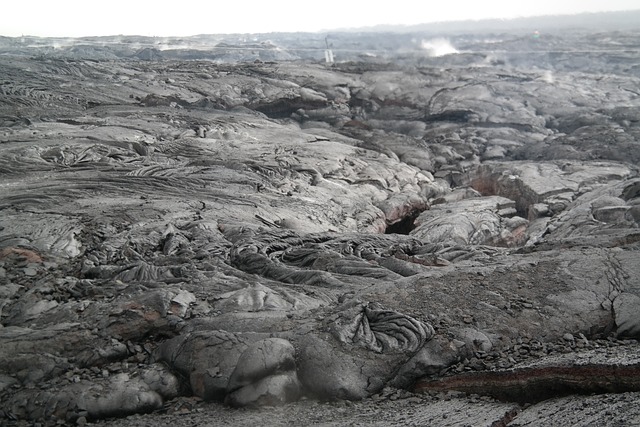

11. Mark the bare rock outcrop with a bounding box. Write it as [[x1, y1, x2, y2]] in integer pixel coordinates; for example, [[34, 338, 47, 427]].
[[225, 338, 301, 407], [1, 27, 640, 425], [153, 330, 253, 401]]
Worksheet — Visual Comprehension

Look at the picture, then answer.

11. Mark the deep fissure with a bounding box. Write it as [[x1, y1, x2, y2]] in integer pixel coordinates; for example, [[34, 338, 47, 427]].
[[385, 210, 423, 235]]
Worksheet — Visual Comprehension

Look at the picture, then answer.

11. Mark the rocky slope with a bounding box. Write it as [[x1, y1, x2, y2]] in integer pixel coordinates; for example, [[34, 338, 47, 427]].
[[0, 27, 639, 426]]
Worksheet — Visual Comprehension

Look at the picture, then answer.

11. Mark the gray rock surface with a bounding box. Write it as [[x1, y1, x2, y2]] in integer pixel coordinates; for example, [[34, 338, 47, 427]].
[[614, 293, 640, 338], [154, 330, 252, 401], [508, 392, 640, 426], [1, 23, 640, 426], [226, 338, 301, 407]]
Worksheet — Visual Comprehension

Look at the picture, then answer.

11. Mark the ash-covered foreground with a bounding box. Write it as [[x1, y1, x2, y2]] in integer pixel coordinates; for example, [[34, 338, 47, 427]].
[[1, 26, 639, 426]]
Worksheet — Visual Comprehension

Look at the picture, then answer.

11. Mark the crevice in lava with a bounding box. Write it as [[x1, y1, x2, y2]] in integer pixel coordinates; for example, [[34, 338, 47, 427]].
[[413, 363, 640, 404], [384, 209, 422, 235], [470, 165, 539, 219]]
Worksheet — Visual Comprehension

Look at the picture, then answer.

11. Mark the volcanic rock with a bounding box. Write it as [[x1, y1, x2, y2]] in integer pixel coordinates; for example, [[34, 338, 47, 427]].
[[1, 23, 640, 426]]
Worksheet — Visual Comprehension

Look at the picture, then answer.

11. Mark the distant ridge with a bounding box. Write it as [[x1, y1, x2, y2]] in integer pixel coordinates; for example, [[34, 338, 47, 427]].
[[328, 9, 640, 34]]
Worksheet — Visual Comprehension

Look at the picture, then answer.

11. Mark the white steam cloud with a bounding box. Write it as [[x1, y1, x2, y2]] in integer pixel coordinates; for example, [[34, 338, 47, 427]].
[[421, 38, 459, 57]]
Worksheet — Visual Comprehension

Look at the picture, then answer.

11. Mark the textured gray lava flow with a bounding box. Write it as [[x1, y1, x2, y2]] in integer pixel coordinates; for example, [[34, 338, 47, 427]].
[[1, 27, 640, 425]]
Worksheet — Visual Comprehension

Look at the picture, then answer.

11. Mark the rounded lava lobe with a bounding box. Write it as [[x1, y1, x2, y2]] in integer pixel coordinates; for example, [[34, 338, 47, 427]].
[[227, 338, 297, 393]]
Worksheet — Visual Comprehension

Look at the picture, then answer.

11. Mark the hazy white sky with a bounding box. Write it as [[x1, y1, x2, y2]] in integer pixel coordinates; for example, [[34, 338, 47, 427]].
[[2, 0, 639, 37]]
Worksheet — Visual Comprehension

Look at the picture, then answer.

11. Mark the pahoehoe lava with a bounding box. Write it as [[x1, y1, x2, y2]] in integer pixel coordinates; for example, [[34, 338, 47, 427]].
[[1, 14, 640, 426]]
